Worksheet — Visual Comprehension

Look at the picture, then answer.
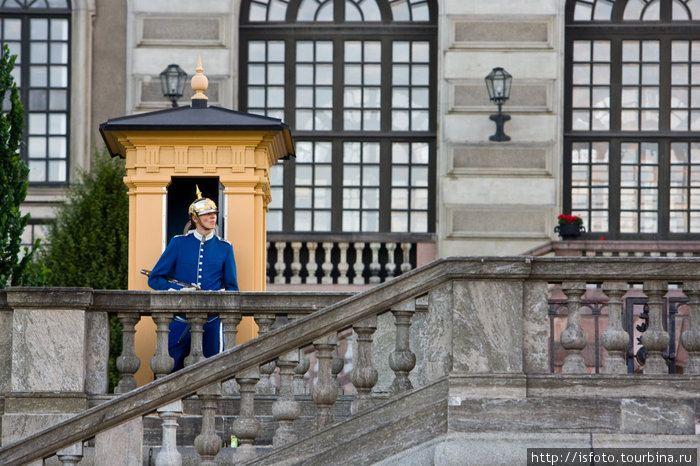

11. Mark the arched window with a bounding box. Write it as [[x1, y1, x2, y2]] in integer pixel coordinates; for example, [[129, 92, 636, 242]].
[[240, 0, 436, 233], [566, 0, 700, 238], [0, 0, 71, 184]]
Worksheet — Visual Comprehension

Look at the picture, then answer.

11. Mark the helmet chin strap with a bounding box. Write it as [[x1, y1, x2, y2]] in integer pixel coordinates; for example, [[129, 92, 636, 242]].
[[194, 214, 214, 234]]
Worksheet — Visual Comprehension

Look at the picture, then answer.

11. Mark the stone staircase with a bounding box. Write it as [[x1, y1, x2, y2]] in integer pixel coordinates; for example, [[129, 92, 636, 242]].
[[141, 395, 355, 464], [2, 257, 700, 465]]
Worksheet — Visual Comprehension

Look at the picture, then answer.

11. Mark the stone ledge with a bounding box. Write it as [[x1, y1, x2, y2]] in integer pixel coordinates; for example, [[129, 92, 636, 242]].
[[449, 373, 528, 400], [6, 288, 93, 309], [526, 374, 700, 399], [3, 393, 88, 414]]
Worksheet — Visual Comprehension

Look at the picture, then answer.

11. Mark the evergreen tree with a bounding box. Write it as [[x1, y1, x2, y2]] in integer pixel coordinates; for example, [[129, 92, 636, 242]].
[[0, 44, 38, 287]]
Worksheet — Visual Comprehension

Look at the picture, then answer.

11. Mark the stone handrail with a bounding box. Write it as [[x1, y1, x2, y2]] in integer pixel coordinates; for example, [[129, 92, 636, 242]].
[[3, 256, 700, 463], [525, 239, 700, 257]]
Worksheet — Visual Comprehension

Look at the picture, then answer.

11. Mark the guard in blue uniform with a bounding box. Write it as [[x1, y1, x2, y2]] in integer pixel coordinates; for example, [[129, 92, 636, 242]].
[[148, 186, 239, 371]]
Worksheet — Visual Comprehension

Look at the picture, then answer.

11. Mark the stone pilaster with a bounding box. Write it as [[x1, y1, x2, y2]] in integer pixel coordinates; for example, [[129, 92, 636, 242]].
[[2, 288, 93, 445], [0, 291, 11, 395], [452, 279, 524, 373]]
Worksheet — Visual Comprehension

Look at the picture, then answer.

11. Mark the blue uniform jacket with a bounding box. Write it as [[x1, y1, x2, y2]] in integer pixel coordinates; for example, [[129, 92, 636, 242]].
[[148, 230, 239, 291]]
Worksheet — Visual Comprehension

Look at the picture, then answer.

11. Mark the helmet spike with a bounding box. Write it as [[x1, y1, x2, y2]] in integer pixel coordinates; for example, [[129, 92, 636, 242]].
[[188, 184, 218, 217]]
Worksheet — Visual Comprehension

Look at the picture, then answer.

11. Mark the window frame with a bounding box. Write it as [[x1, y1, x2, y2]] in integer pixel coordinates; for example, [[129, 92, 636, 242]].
[[239, 0, 437, 234], [564, 0, 700, 240], [0, 0, 72, 186]]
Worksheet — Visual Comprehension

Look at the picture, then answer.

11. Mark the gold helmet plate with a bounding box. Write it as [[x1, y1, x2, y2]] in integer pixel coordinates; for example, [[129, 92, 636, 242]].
[[188, 185, 218, 217]]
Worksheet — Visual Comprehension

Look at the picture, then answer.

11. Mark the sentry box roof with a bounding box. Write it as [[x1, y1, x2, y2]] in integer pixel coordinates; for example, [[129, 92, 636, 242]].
[[99, 101, 295, 159]]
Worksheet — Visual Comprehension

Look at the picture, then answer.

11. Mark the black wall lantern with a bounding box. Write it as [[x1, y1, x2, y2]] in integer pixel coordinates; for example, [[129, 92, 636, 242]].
[[484, 67, 512, 142], [159, 64, 188, 107]]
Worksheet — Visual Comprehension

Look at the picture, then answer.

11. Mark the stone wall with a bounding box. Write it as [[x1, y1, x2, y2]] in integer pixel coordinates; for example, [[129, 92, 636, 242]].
[[438, 0, 564, 257]]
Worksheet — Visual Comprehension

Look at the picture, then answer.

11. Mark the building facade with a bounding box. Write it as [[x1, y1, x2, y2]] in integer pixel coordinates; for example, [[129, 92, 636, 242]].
[[3, 0, 699, 278]]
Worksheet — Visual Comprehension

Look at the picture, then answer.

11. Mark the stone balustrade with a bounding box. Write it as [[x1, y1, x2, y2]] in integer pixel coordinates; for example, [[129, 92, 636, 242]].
[[2, 257, 700, 464], [266, 232, 434, 286]]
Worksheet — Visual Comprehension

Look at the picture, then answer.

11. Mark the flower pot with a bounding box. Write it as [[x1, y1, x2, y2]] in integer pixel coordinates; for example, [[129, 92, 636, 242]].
[[554, 223, 584, 240]]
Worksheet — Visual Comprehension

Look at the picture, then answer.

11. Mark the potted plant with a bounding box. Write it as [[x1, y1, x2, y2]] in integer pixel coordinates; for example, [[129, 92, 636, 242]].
[[554, 214, 585, 240]]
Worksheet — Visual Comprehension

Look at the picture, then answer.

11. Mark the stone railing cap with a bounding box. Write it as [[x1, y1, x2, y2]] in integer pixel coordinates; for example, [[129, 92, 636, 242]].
[[5, 287, 93, 309]]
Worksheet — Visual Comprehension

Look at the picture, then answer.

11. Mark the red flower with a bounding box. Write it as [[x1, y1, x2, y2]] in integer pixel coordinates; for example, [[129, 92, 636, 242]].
[[557, 214, 583, 226]]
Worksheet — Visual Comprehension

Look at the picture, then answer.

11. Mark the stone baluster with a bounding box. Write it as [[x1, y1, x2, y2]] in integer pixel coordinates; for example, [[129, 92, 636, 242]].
[[272, 349, 301, 446], [254, 314, 277, 394], [288, 314, 311, 395], [337, 242, 350, 285], [183, 313, 207, 368], [389, 300, 416, 394], [385, 242, 397, 279], [353, 242, 365, 284], [306, 241, 318, 284], [560, 282, 588, 374], [194, 382, 222, 466], [57, 443, 83, 466], [294, 346, 312, 396], [115, 313, 141, 393], [681, 281, 700, 374], [312, 333, 339, 428], [274, 241, 286, 284], [290, 241, 303, 284], [641, 280, 670, 374], [400, 242, 412, 274], [221, 313, 241, 352], [221, 312, 242, 395], [369, 242, 381, 284], [156, 401, 183, 466], [332, 345, 345, 395], [601, 281, 629, 374], [321, 242, 334, 284], [351, 316, 378, 414], [232, 366, 261, 463], [150, 313, 175, 379]]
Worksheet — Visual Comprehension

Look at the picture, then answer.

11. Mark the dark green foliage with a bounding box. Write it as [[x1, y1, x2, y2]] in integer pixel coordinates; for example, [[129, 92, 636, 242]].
[[41, 149, 129, 391], [108, 315, 123, 392], [0, 44, 39, 288], [41, 151, 129, 289]]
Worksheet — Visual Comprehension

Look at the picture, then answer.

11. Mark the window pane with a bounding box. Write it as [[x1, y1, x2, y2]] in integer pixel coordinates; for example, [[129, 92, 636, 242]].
[[48, 160, 66, 182], [29, 161, 46, 182]]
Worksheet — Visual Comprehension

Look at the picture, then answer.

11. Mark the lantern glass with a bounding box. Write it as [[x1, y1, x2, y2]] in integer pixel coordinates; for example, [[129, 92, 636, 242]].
[[159, 64, 188, 105], [484, 67, 512, 104]]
